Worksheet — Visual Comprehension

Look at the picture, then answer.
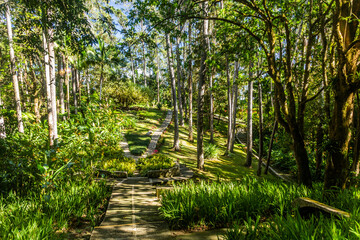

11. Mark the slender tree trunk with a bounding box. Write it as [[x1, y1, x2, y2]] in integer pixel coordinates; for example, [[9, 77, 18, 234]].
[[245, 62, 253, 167], [188, 23, 193, 142], [43, 29, 54, 146], [197, 2, 208, 170], [59, 55, 65, 120], [225, 55, 233, 155], [65, 57, 70, 119], [6, 3, 24, 133], [230, 61, 239, 152], [351, 93, 360, 177], [265, 121, 278, 174], [87, 71, 91, 103], [257, 81, 264, 176], [166, 33, 180, 151], [99, 65, 104, 102], [48, 33, 58, 141], [176, 33, 184, 126], [72, 68, 78, 114], [156, 48, 160, 104], [77, 69, 81, 107], [130, 46, 136, 84], [0, 90, 6, 139]]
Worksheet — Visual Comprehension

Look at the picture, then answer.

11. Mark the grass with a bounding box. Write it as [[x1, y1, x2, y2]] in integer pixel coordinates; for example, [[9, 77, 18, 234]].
[[95, 157, 136, 175], [123, 108, 167, 156], [158, 117, 277, 182]]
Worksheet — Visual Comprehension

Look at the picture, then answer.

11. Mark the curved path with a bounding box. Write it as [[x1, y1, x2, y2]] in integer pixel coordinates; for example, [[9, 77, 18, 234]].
[[91, 110, 174, 240]]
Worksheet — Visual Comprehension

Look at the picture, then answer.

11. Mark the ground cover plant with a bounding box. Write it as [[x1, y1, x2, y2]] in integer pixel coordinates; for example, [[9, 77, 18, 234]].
[[137, 154, 175, 176], [94, 157, 136, 176]]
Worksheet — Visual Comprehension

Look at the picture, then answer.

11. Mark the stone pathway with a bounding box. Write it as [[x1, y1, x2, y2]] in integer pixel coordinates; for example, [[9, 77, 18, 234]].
[[120, 110, 173, 160], [91, 110, 176, 240], [90, 178, 172, 240]]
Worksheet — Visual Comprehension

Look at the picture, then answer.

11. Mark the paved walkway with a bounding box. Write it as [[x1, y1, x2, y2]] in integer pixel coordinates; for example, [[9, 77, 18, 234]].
[[91, 110, 175, 240], [91, 178, 172, 240], [120, 110, 173, 160]]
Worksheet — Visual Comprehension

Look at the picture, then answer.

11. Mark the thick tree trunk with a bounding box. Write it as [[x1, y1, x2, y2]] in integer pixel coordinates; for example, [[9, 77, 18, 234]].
[[59, 55, 65, 120], [245, 64, 253, 167], [197, 3, 208, 170], [188, 24, 193, 142], [6, 3, 24, 133], [166, 33, 180, 151], [257, 82, 264, 176], [265, 120, 278, 174]]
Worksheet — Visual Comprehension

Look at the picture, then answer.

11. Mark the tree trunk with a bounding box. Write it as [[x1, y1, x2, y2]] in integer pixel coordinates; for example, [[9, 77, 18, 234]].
[[49, 37, 58, 141], [245, 63, 253, 167], [265, 121, 278, 174], [156, 47, 160, 104], [197, 2, 208, 170], [165, 33, 180, 151], [6, 3, 24, 133], [0, 90, 6, 139], [72, 68, 78, 114], [77, 69, 81, 107], [230, 61, 239, 152], [257, 81, 264, 176], [65, 57, 70, 119], [188, 23, 193, 142], [87, 71, 91, 103], [43, 29, 54, 146], [99, 64, 104, 102], [176, 33, 184, 126], [225, 55, 233, 155], [130, 46, 136, 84], [59, 55, 65, 120]]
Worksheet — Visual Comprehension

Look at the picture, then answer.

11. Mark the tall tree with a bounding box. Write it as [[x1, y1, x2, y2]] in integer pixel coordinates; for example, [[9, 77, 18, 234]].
[[245, 61, 253, 167], [197, 2, 209, 170], [166, 33, 180, 151], [6, 1, 24, 133], [188, 23, 194, 142]]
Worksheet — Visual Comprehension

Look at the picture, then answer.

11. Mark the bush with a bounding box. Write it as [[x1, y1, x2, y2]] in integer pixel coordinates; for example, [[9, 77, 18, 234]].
[[137, 154, 175, 176], [204, 143, 220, 160], [102, 81, 152, 108]]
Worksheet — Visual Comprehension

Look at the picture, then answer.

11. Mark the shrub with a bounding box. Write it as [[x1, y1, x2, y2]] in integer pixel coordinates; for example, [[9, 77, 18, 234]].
[[204, 143, 220, 160]]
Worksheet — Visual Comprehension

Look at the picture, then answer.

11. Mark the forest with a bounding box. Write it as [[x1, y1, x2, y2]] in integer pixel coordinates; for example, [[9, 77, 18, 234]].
[[1, 0, 360, 239]]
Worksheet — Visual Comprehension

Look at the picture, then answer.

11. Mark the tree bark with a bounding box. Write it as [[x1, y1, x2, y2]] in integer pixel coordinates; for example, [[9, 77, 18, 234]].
[[65, 56, 70, 119], [176, 34, 184, 127], [72, 68, 78, 114], [188, 23, 194, 142], [245, 62, 253, 167], [166, 33, 180, 151], [0, 90, 6, 139], [230, 61, 239, 152], [99, 64, 104, 102], [265, 120, 278, 174], [156, 47, 160, 104], [49, 34, 58, 141], [59, 55, 65, 120], [225, 55, 233, 155], [6, 3, 24, 133], [43, 29, 54, 146], [257, 81, 264, 176], [197, 2, 208, 170]]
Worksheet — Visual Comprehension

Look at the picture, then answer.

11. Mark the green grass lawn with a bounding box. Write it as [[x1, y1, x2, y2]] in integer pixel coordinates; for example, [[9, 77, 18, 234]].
[[123, 108, 167, 155], [159, 117, 277, 182]]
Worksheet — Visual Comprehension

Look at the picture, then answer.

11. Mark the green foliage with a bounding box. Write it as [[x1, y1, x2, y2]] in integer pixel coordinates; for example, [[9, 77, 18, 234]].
[[159, 177, 312, 229], [137, 154, 175, 176], [204, 143, 220, 160], [95, 157, 136, 176], [103, 81, 152, 108], [125, 133, 151, 156], [0, 178, 111, 239]]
